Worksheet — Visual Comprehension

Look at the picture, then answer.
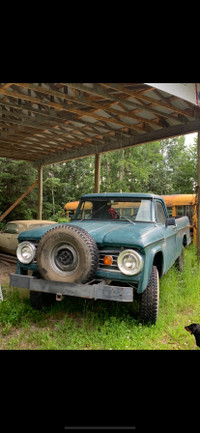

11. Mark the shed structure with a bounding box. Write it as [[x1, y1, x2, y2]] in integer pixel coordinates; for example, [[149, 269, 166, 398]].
[[0, 83, 200, 166], [0, 83, 200, 254]]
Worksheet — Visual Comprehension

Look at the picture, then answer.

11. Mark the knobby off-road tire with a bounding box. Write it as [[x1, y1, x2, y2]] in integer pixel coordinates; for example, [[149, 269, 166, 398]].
[[36, 225, 99, 283], [139, 265, 159, 325]]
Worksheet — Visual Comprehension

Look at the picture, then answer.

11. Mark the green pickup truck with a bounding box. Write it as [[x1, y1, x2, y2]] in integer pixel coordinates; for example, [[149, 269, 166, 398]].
[[10, 193, 191, 324]]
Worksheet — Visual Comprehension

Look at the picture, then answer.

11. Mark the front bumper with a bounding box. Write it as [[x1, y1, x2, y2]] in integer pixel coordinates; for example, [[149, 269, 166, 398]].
[[10, 273, 133, 302]]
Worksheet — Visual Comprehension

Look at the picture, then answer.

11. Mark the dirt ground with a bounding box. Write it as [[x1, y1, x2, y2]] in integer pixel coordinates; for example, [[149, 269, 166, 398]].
[[0, 261, 17, 285]]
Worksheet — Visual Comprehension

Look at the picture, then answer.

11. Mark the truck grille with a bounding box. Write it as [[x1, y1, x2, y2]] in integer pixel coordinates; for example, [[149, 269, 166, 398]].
[[98, 250, 120, 273], [23, 243, 121, 274]]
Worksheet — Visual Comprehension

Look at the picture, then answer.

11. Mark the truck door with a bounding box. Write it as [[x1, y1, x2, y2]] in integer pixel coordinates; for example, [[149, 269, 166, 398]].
[[155, 200, 177, 271]]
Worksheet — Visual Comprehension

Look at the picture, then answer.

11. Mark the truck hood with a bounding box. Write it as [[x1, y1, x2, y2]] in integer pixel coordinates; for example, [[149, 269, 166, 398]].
[[70, 220, 161, 249], [18, 220, 162, 249]]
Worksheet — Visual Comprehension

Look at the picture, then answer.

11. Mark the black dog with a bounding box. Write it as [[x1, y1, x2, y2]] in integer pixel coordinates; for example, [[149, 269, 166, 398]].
[[185, 323, 200, 347]]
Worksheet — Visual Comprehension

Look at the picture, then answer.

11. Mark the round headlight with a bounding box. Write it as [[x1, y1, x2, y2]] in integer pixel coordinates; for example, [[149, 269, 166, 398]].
[[17, 241, 36, 264], [117, 249, 143, 275]]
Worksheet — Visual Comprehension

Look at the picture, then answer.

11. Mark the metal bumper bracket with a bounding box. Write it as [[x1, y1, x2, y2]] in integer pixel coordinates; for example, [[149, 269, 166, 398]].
[[56, 293, 64, 301], [10, 273, 133, 303]]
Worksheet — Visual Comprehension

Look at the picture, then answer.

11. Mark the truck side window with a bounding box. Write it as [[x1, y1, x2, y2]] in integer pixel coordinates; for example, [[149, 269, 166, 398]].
[[156, 201, 166, 225]]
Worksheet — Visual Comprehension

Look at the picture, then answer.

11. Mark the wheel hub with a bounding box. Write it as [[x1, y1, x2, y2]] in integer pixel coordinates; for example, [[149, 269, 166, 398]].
[[51, 243, 79, 274], [57, 249, 74, 266]]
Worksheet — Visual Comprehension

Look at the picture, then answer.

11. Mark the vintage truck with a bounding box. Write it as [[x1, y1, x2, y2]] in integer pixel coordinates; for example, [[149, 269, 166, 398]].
[[10, 193, 191, 324]]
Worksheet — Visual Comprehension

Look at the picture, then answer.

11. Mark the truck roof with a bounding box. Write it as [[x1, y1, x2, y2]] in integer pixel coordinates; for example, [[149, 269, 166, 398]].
[[81, 192, 163, 200]]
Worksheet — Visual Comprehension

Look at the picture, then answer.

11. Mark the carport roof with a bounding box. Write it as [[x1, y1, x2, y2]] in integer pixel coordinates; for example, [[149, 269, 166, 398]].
[[0, 83, 200, 168]]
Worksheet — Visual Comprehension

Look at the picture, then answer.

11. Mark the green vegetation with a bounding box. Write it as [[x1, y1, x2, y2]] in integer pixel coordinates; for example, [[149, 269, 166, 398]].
[[0, 134, 199, 349], [0, 244, 199, 350], [0, 135, 197, 224]]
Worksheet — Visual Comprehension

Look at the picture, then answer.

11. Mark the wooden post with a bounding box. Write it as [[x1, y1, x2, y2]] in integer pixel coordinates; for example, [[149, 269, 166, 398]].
[[38, 165, 43, 219], [197, 131, 200, 259], [94, 153, 101, 193]]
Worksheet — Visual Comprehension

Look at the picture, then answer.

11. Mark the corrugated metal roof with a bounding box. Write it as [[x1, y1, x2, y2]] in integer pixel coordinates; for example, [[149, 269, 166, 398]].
[[0, 83, 199, 167]]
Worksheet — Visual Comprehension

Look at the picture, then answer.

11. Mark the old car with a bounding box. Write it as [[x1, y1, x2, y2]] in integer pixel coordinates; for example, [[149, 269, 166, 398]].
[[10, 193, 191, 324], [0, 220, 57, 255]]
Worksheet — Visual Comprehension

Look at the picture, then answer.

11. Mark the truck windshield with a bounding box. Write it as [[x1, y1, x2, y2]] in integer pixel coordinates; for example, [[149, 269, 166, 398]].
[[75, 198, 153, 222]]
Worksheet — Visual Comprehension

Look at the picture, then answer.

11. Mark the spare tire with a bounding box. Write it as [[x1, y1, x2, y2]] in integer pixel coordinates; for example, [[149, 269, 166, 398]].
[[36, 225, 99, 283]]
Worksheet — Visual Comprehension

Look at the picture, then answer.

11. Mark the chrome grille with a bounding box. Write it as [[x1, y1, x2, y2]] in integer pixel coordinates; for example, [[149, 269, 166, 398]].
[[98, 250, 120, 273]]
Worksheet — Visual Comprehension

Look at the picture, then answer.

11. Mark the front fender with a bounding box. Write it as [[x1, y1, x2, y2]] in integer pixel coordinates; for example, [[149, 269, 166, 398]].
[[137, 244, 162, 293]]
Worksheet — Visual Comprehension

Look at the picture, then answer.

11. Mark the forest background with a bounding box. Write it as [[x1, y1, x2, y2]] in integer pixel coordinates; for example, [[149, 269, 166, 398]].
[[0, 135, 197, 225]]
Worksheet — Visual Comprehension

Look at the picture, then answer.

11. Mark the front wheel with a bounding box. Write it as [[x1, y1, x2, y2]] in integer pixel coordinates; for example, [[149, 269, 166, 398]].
[[139, 265, 159, 324]]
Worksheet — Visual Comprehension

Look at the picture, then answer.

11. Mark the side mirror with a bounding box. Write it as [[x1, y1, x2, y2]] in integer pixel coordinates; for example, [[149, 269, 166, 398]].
[[165, 217, 176, 227]]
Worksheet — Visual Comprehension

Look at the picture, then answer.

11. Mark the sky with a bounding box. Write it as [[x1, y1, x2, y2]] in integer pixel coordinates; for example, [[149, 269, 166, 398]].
[[184, 132, 197, 147]]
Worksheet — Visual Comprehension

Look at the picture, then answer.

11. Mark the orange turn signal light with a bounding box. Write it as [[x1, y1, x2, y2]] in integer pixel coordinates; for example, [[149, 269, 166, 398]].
[[103, 255, 113, 266]]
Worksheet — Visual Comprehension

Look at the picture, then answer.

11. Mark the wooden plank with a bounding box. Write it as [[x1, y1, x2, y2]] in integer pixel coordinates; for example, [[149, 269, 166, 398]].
[[0, 83, 13, 90]]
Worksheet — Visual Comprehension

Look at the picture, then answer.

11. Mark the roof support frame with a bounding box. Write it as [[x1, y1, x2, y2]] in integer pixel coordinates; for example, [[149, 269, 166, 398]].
[[1, 83, 200, 165], [1, 82, 200, 259], [32, 118, 200, 168]]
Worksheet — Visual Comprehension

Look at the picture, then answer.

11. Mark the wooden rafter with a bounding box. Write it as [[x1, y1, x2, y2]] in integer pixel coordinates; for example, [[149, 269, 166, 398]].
[[101, 83, 196, 118], [0, 83, 199, 165]]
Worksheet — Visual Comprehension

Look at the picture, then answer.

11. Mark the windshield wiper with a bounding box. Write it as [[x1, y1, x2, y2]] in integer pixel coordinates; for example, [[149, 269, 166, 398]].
[[120, 216, 135, 225], [85, 203, 108, 220]]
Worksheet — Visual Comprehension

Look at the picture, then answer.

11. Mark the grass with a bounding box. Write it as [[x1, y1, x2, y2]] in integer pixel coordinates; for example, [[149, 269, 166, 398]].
[[0, 243, 200, 350]]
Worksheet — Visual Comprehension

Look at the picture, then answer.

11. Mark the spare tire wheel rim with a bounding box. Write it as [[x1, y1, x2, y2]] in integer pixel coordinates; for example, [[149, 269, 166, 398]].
[[50, 243, 79, 275], [36, 225, 99, 283]]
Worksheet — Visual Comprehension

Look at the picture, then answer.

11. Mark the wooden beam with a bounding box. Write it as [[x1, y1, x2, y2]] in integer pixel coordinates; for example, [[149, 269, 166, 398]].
[[58, 83, 161, 129], [0, 83, 200, 168], [33, 118, 200, 168], [0, 180, 39, 222], [101, 83, 196, 119], [66, 83, 186, 123], [0, 86, 146, 133], [38, 166, 43, 219], [94, 154, 101, 193], [0, 102, 132, 146], [0, 83, 13, 90]]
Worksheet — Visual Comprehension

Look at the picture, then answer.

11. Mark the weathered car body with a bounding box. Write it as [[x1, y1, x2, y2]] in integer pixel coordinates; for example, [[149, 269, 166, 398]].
[[0, 220, 57, 255], [10, 193, 191, 323]]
